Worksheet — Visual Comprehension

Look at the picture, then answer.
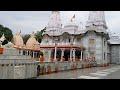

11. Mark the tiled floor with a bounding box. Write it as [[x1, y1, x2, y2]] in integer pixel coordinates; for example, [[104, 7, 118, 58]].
[[75, 65, 120, 79], [36, 64, 118, 79]]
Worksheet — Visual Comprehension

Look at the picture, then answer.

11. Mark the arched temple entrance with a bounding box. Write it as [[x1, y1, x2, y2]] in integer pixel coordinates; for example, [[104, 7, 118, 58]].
[[51, 49, 62, 61], [56, 49, 62, 61], [75, 49, 81, 59], [64, 49, 70, 61]]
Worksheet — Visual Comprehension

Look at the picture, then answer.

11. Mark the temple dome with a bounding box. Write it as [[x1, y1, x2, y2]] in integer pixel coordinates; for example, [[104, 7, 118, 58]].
[[26, 32, 40, 50], [62, 21, 79, 34], [64, 22, 78, 28], [13, 32, 24, 47]]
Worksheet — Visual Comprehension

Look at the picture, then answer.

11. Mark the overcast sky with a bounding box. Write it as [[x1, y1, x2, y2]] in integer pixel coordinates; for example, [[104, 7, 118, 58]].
[[0, 11, 120, 36]]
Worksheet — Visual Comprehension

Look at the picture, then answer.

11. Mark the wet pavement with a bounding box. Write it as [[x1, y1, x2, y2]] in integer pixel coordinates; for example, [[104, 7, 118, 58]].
[[36, 64, 119, 79]]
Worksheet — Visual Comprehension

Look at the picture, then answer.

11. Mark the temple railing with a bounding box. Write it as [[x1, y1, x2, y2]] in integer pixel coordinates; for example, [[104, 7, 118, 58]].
[[40, 42, 82, 47]]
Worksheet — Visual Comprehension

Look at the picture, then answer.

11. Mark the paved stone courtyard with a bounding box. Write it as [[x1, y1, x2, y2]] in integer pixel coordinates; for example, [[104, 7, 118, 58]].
[[36, 64, 120, 79]]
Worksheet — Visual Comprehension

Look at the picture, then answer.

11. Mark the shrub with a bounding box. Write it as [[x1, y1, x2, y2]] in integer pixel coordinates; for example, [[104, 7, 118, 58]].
[[39, 51, 44, 57]]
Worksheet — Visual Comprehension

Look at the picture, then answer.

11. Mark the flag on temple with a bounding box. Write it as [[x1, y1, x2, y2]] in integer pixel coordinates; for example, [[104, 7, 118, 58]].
[[71, 14, 75, 22]]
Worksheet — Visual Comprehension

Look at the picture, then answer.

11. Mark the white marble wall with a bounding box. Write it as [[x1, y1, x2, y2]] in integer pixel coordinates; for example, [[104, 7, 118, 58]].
[[0, 49, 37, 79], [111, 45, 120, 64], [0, 60, 37, 79], [81, 31, 109, 64], [95, 36, 102, 64], [81, 35, 89, 57]]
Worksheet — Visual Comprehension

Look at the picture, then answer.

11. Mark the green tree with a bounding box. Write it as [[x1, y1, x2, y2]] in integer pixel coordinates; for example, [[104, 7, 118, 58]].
[[0, 24, 13, 41], [35, 27, 46, 43], [22, 34, 31, 44]]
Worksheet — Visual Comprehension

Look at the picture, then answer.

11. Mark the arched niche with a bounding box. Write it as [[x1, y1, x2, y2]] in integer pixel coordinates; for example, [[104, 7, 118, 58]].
[[62, 32, 71, 43]]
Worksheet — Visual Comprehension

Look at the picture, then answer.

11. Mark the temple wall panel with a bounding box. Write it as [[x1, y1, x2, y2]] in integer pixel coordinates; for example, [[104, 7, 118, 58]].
[[95, 36, 103, 64], [81, 31, 109, 64], [111, 45, 120, 64]]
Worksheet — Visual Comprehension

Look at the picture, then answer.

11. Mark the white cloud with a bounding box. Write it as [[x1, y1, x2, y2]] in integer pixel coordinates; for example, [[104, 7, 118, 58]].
[[0, 11, 120, 36]]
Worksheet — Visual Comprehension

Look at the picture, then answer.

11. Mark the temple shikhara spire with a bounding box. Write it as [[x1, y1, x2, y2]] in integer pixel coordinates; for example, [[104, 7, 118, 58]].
[[86, 11, 108, 30], [46, 11, 62, 35]]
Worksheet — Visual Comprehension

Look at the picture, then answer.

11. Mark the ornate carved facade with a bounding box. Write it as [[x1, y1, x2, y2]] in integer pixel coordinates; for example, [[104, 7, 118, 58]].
[[40, 11, 120, 65]]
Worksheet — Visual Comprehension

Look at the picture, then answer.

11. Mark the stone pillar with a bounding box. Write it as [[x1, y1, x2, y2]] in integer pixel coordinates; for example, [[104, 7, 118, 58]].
[[33, 51, 34, 58], [20, 49, 23, 55], [61, 49, 64, 61], [70, 48, 72, 61], [35, 52, 37, 58], [49, 49, 52, 62], [28, 51, 29, 55], [81, 50, 83, 61], [26, 50, 28, 55], [54, 46, 57, 61], [73, 49, 75, 61]]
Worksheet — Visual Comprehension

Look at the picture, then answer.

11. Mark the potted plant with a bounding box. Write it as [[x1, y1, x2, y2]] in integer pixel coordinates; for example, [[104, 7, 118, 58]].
[[104, 63, 107, 67], [81, 64, 84, 69], [107, 63, 109, 66], [0, 47, 4, 54], [88, 64, 91, 68], [56, 54, 60, 61], [76, 56, 79, 61], [55, 63, 60, 73], [41, 64, 46, 75], [47, 63, 52, 74], [50, 56, 54, 62], [75, 63, 78, 70], [39, 51, 44, 62], [62, 56, 65, 62], [68, 55, 70, 61], [83, 58, 85, 62], [72, 56, 74, 61]]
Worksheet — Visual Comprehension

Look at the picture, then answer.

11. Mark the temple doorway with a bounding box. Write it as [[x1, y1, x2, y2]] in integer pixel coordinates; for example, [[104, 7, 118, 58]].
[[75, 49, 81, 58], [64, 49, 70, 61], [56, 49, 62, 61], [51, 49, 62, 61]]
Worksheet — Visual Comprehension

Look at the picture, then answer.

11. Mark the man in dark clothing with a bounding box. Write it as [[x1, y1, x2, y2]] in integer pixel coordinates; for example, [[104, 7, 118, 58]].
[[2, 39, 8, 45], [37, 65, 41, 76]]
